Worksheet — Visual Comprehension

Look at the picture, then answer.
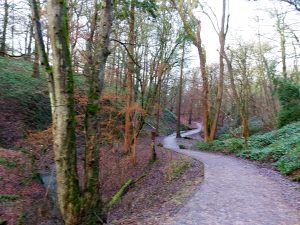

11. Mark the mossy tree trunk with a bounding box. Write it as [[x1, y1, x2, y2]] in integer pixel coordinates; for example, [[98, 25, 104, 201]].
[[47, 0, 81, 224], [209, 0, 228, 140], [30, 0, 56, 115], [83, 0, 113, 223], [32, 0, 113, 223], [195, 21, 210, 142]]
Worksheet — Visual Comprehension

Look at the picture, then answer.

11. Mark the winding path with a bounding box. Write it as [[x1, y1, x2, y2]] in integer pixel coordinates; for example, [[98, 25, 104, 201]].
[[162, 123, 300, 225]]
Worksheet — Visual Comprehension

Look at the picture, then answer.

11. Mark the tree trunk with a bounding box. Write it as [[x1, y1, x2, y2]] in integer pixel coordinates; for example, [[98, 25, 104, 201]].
[[150, 131, 157, 163], [83, 0, 112, 223], [241, 113, 249, 149], [26, 22, 33, 60], [32, 43, 39, 77], [277, 18, 287, 79], [124, 0, 135, 153], [225, 51, 249, 150], [30, 0, 56, 115], [0, 0, 8, 56], [47, 1, 81, 224], [195, 21, 210, 142], [176, 42, 185, 138], [188, 102, 193, 125], [209, 0, 227, 140]]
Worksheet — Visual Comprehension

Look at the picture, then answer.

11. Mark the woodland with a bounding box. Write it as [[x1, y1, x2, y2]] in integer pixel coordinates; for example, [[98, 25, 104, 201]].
[[0, 0, 299, 225]]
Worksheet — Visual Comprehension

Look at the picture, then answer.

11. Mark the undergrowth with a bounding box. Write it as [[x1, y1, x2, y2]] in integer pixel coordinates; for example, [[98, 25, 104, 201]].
[[0, 56, 86, 130]]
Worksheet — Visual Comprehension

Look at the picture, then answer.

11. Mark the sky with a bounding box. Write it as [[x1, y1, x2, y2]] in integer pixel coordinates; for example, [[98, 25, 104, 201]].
[[188, 0, 300, 68]]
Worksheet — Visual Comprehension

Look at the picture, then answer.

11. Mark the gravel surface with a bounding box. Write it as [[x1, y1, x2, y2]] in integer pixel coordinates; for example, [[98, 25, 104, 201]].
[[162, 123, 300, 225]]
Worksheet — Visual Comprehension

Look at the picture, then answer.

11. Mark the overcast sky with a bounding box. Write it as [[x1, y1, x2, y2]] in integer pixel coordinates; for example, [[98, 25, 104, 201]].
[[188, 0, 300, 68]]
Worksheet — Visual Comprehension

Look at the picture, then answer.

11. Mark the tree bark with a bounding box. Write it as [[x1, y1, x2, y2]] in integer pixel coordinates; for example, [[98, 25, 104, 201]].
[[209, 0, 227, 140], [30, 0, 56, 115], [26, 21, 34, 60], [224, 51, 249, 149], [176, 41, 185, 138], [0, 0, 8, 56], [124, 0, 135, 153], [32, 43, 39, 77], [47, 0, 81, 224], [195, 21, 210, 142], [83, 0, 113, 222], [170, 0, 210, 142]]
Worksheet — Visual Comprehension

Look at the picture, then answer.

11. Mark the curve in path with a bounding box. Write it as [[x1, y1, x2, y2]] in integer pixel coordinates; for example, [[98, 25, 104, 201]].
[[163, 123, 300, 225]]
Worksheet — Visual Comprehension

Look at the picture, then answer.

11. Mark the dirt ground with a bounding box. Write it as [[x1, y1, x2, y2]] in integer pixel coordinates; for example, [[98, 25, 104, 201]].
[[106, 138, 204, 224], [0, 97, 26, 148]]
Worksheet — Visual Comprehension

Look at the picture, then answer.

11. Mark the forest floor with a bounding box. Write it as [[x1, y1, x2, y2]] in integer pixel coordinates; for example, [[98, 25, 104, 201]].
[[162, 124, 300, 225], [0, 134, 204, 225]]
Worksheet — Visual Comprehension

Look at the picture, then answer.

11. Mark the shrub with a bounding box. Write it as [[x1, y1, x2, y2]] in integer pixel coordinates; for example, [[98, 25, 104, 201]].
[[194, 140, 225, 152], [276, 146, 300, 175], [218, 133, 233, 140], [194, 141, 213, 150], [276, 79, 300, 127], [224, 138, 244, 153], [178, 144, 186, 149], [248, 147, 273, 161], [277, 104, 300, 128]]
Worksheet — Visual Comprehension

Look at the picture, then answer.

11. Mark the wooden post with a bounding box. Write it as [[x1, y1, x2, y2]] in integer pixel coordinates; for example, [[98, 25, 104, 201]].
[[150, 131, 157, 163]]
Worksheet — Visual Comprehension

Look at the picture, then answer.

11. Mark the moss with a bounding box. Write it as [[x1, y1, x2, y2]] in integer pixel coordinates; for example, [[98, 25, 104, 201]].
[[166, 158, 191, 182], [108, 179, 133, 208], [0, 157, 17, 169], [0, 194, 20, 202]]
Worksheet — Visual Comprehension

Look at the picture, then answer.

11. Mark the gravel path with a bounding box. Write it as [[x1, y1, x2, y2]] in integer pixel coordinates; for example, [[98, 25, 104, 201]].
[[162, 123, 300, 225]]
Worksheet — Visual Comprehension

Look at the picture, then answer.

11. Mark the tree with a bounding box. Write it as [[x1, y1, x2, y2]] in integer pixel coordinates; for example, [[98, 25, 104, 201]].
[[82, 0, 113, 221], [124, 0, 135, 154], [0, 0, 9, 56], [46, 0, 81, 223], [176, 41, 185, 138], [171, 0, 210, 141], [205, 0, 229, 140], [281, 0, 300, 11], [225, 46, 251, 149], [276, 79, 300, 127], [39, 0, 113, 224]]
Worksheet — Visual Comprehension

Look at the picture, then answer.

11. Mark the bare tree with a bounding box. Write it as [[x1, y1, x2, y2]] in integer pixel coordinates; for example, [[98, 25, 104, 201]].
[[0, 0, 9, 56]]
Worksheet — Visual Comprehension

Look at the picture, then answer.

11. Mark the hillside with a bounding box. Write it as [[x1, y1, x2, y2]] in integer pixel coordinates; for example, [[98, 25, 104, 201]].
[[0, 56, 184, 147]]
